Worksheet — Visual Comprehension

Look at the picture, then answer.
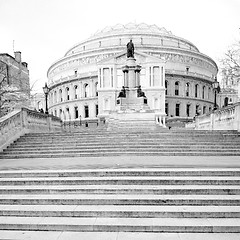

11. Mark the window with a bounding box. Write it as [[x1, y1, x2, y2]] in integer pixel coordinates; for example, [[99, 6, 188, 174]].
[[84, 84, 90, 98], [59, 89, 63, 102], [209, 106, 212, 112], [176, 103, 180, 117], [95, 104, 98, 117], [208, 87, 211, 99], [103, 68, 110, 88], [165, 103, 168, 116], [74, 70, 77, 76], [165, 80, 168, 95], [186, 67, 189, 74], [66, 87, 70, 100], [84, 105, 89, 118], [196, 104, 200, 115], [186, 104, 190, 117], [153, 66, 160, 86], [74, 106, 78, 119], [175, 82, 179, 96], [186, 83, 190, 97], [74, 85, 78, 99], [95, 82, 98, 96], [195, 84, 198, 98], [202, 86, 205, 99], [203, 106, 206, 114]]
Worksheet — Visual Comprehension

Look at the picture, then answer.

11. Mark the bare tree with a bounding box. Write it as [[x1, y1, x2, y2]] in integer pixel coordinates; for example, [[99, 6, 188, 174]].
[[220, 41, 240, 88]]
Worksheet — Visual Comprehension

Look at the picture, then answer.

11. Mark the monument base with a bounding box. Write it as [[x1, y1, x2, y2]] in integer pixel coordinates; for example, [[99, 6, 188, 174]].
[[107, 110, 157, 132]]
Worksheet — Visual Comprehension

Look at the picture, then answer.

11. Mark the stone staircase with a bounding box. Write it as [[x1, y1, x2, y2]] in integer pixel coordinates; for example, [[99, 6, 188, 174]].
[[1, 129, 240, 238], [0, 168, 240, 236], [0, 129, 240, 158]]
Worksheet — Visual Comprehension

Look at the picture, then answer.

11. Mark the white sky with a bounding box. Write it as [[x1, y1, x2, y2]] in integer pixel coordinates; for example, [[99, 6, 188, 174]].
[[0, 0, 239, 93]]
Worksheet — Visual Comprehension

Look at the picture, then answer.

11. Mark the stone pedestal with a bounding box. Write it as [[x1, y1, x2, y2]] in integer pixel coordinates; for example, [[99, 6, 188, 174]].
[[107, 57, 159, 131]]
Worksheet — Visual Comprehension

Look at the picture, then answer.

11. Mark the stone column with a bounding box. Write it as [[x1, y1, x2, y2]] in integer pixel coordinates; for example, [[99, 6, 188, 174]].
[[122, 66, 129, 87], [135, 65, 141, 87]]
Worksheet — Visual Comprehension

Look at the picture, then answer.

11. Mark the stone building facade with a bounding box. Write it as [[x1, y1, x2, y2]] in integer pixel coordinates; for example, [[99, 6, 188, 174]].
[[47, 23, 218, 125], [0, 52, 30, 116]]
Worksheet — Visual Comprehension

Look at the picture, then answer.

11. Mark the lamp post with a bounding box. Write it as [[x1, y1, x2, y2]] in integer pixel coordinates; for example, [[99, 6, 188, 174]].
[[212, 76, 220, 111], [43, 82, 50, 114]]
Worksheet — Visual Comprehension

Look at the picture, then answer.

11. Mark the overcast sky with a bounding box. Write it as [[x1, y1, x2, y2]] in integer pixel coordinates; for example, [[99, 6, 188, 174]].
[[0, 0, 239, 93]]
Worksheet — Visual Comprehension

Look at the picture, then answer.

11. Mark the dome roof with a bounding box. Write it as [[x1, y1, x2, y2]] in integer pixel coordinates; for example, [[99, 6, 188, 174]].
[[90, 22, 172, 38]]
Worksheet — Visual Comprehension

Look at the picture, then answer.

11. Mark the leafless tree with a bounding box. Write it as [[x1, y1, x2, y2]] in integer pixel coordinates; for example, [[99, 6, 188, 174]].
[[220, 41, 240, 87]]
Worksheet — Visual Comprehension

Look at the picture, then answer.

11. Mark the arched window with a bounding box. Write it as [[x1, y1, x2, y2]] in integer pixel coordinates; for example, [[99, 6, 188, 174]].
[[84, 84, 90, 98], [186, 83, 190, 97], [202, 86, 205, 99], [95, 82, 98, 96], [175, 82, 179, 96], [195, 84, 198, 98], [208, 87, 211, 99], [175, 81, 179, 96], [74, 85, 78, 99], [224, 97, 229, 107], [66, 87, 70, 101], [165, 80, 168, 95], [59, 89, 63, 102]]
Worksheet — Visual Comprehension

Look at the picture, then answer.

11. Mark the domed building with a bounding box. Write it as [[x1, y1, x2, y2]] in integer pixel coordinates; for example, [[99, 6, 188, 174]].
[[47, 23, 218, 127]]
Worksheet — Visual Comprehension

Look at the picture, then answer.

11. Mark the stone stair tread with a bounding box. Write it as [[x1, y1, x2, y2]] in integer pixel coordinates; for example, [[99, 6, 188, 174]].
[[0, 231, 239, 240], [1, 176, 240, 181], [0, 194, 240, 200], [1, 205, 240, 212], [1, 184, 240, 189], [0, 216, 240, 226], [0, 167, 239, 173]]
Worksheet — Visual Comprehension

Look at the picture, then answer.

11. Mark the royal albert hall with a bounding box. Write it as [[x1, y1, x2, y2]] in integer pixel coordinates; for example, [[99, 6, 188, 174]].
[[47, 23, 218, 126]]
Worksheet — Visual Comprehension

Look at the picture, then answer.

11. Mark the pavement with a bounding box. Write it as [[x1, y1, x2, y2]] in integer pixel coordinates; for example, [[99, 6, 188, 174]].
[[0, 156, 240, 170], [0, 231, 240, 240]]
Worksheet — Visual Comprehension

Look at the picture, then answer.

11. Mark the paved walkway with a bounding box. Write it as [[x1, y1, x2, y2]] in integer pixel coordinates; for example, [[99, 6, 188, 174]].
[[0, 156, 240, 170], [0, 231, 240, 240]]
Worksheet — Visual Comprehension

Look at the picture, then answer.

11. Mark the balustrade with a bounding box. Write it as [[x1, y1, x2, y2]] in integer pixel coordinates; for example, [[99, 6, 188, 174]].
[[186, 102, 240, 131], [0, 108, 62, 152]]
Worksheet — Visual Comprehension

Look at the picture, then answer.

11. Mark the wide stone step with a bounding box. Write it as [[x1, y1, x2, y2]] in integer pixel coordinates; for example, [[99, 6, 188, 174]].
[[0, 176, 240, 185], [0, 205, 240, 218], [6, 144, 240, 151], [0, 194, 239, 206], [1, 151, 240, 158], [0, 185, 240, 195], [0, 216, 240, 232], [1, 168, 240, 177], [4, 148, 240, 155]]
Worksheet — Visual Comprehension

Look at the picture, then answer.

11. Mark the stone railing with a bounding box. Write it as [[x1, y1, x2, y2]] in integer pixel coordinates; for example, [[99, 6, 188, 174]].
[[0, 108, 62, 152], [186, 102, 240, 131]]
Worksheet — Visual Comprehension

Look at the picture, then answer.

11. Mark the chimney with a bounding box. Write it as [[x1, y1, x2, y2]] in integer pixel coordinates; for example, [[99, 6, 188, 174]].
[[14, 51, 21, 62]]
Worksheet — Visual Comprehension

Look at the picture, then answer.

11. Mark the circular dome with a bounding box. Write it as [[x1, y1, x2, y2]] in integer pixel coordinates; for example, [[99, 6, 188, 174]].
[[64, 22, 199, 57], [91, 23, 172, 38]]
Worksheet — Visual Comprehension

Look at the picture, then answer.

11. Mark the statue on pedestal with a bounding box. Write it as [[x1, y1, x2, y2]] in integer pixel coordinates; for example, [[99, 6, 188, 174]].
[[127, 40, 134, 58]]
